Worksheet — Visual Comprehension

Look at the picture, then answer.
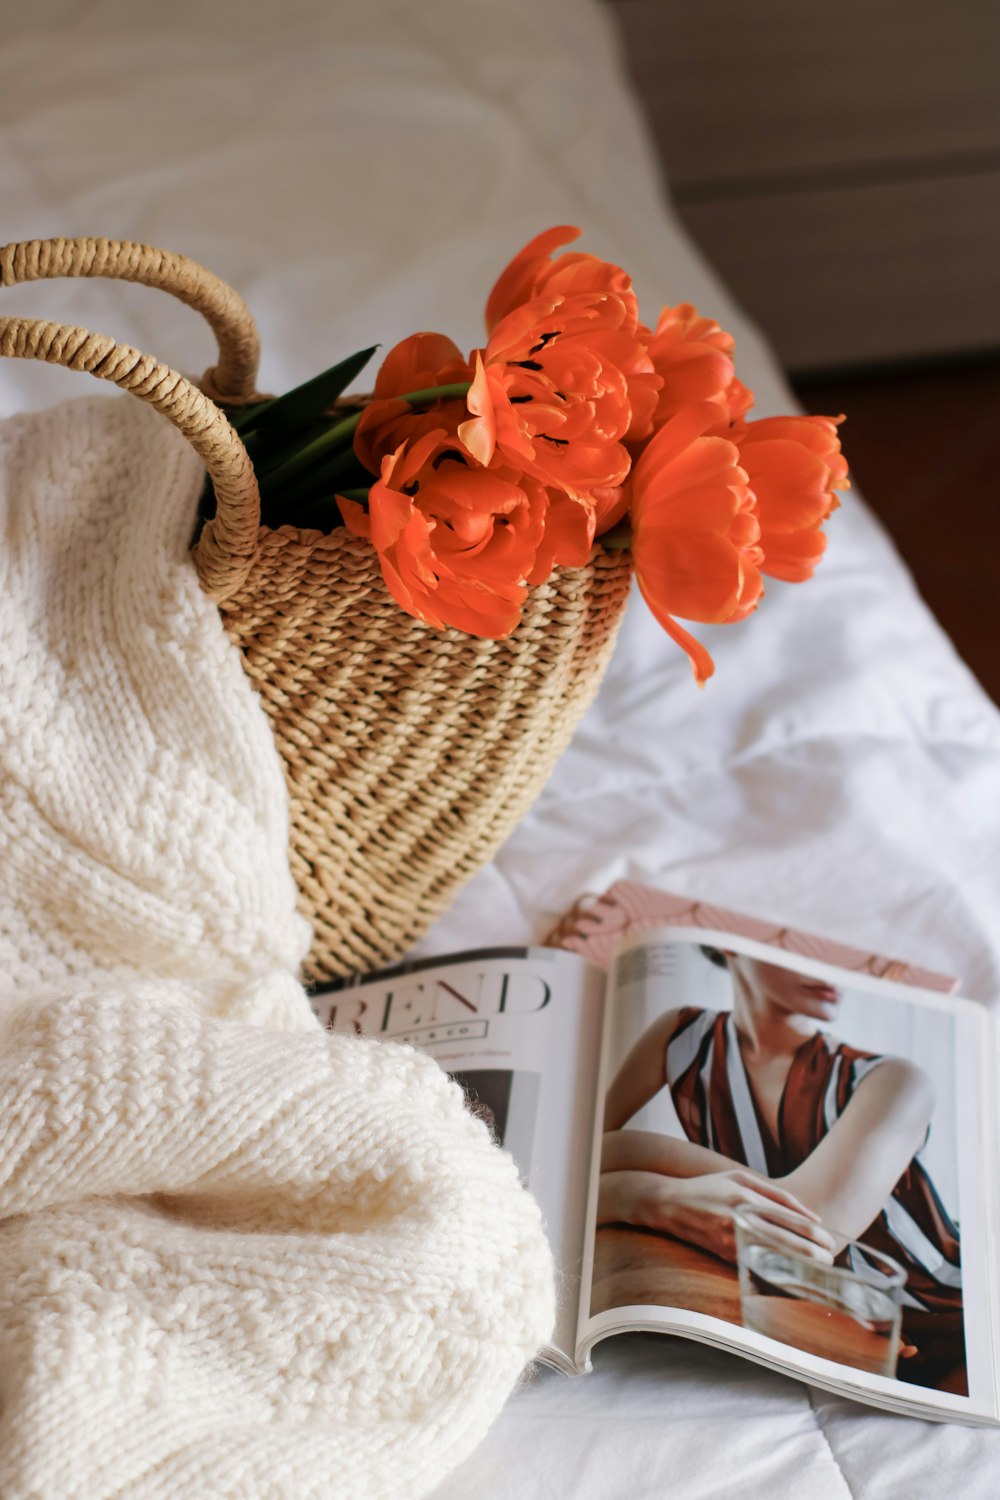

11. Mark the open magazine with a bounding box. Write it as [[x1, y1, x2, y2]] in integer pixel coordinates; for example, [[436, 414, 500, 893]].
[[310, 903, 1000, 1426]]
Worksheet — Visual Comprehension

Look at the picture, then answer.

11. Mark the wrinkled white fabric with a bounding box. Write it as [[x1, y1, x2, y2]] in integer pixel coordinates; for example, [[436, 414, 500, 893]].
[[2, 1, 999, 1496]]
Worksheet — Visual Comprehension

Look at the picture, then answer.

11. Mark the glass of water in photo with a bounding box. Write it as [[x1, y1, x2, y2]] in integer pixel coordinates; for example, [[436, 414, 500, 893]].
[[733, 1205, 906, 1378]]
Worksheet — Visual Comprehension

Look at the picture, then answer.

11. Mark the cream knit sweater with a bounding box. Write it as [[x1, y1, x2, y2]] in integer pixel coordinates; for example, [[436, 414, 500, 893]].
[[0, 396, 555, 1499]]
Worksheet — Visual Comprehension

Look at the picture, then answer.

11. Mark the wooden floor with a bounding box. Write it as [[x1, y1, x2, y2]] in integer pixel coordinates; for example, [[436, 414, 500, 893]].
[[792, 362, 1000, 706]]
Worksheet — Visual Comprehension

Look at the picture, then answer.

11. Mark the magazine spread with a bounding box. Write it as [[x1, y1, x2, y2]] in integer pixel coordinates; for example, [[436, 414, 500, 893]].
[[311, 918, 1000, 1426]]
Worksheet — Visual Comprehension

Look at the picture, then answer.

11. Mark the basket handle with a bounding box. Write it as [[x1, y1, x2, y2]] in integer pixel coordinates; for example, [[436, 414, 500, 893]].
[[0, 237, 262, 405], [0, 239, 265, 601]]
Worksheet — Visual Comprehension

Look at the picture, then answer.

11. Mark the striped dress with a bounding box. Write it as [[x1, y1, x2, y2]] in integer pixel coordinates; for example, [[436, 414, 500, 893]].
[[665, 1008, 963, 1318]]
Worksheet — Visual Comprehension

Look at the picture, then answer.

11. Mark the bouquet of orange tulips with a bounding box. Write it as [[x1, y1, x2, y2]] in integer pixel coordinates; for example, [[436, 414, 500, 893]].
[[212, 226, 847, 684]]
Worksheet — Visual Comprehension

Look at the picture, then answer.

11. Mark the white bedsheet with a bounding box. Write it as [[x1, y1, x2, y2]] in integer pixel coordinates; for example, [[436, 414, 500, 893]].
[[3, 2, 999, 1495]]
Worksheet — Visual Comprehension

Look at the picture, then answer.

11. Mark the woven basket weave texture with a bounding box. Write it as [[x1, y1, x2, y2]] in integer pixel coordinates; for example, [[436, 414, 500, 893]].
[[220, 530, 631, 981]]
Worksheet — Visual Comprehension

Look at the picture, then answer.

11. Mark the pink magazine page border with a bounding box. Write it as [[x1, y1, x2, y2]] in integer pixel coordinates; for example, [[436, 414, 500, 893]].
[[552, 881, 961, 994]]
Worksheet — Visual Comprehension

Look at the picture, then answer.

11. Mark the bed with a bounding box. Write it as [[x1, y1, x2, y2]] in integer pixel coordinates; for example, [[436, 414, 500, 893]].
[[3, 2, 999, 1495]]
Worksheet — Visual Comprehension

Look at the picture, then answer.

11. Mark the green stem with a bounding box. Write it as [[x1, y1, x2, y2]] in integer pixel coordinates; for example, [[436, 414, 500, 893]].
[[259, 380, 473, 492], [389, 381, 474, 407]]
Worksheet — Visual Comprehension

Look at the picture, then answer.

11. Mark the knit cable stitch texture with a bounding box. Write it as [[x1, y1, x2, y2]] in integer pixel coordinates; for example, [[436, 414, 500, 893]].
[[0, 394, 555, 1499]]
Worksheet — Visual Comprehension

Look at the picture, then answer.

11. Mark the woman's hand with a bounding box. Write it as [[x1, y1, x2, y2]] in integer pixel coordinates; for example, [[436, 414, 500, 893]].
[[598, 1167, 836, 1266]]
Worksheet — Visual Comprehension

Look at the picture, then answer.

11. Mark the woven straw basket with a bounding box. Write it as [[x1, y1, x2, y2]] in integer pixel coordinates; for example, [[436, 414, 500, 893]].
[[0, 239, 632, 981]]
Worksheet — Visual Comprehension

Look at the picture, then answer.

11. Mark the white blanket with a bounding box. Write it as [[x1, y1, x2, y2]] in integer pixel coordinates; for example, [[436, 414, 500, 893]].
[[0, 396, 553, 1497], [0, 397, 312, 1015], [3, 1, 999, 1495]]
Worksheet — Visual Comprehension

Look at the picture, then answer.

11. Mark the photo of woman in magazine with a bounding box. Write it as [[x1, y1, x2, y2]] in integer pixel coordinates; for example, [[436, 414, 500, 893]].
[[595, 946, 966, 1393]]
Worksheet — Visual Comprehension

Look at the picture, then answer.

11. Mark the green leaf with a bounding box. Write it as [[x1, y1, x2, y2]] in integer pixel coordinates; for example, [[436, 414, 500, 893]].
[[225, 399, 275, 435], [270, 449, 373, 514], [285, 494, 348, 532], [248, 418, 339, 477], [248, 346, 378, 438]]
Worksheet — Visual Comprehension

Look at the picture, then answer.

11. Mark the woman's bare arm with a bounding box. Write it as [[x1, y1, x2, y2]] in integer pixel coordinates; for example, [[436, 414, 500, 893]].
[[782, 1059, 935, 1247], [596, 1161, 833, 1264], [602, 1128, 742, 1179], [598, 1131, 833, 1263], [597, 1062, 933, 1262], [603, 1008, 682, 1131]]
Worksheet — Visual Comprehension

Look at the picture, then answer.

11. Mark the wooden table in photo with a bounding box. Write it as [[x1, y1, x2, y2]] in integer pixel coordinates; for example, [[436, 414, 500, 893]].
[[590, 1225, 920, 1382], [590, 1225, 742, 1323]]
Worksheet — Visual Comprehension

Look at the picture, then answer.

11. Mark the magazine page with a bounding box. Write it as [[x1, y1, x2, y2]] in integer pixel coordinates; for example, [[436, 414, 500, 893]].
[[577, 926, 999, 1423], [311, 946, 606, 1370]]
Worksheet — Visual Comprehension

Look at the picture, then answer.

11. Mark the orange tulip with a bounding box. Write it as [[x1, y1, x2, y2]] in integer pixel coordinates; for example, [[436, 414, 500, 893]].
[[734, 415, 847, 582], [459, 292, 657, 500], [725, 377, 755, 425], [592, 482, 631, 536], [354, 332, 473, 474], [629, 403, 764, 684], [339, 429, 547, 638], [481, 226, 661, 457], [485, 224, 585, 331], [509, 231, 641, 352], [457, 323, 623, 499], [372, 331, 471, 396], [526, 491, 597, 586], [647, 304, 753, 430]]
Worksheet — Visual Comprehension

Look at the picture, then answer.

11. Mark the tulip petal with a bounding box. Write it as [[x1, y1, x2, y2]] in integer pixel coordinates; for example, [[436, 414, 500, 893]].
[[636, 524, 751, 623], [485, 226, 582, 332], [734, 414, 846, 582], [374, 332, 468, 399], [337, 493, 372, 541], [755, 528, 828, 583], [647, 304, 740, 429], [631, 402, 733, 487], [593, 484, 631, 535], [526, 494, 596, 584], [635, 577, 717, 685], [353, 396, 412, 475], [457, 351, 497, 467], [740, 439, 839, 530]]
